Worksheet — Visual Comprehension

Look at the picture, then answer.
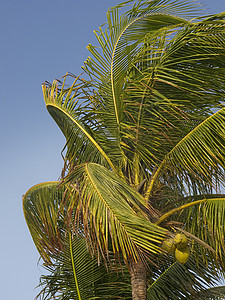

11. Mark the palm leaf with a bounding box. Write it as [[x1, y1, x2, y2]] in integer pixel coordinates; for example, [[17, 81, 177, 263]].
[[123, 19, 225, 180], [42, 75, 119, 171], [23, 181, 73, 262], [37, 234, 104, 300], [104, 16, 224, 190], [24, 182, 131, 299], [147, 257, 223, 299], [183, 198, 225, 261], [83, 4, 189, 155], [153, 191, 225, 263], [38, 233, 132, 300], [113, 0, 202, 19], [146, 105, 225, 198], [191, 286, 225, 299], [64, 163, 167, 265], [156, 194, 225, 262]]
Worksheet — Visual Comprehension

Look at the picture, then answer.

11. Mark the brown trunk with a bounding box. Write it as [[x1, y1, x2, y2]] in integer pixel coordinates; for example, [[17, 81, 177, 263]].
[[130, 261, 147, 300]]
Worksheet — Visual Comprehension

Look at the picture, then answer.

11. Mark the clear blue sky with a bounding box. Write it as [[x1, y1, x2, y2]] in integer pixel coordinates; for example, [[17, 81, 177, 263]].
[[0, 1, 224, 299]]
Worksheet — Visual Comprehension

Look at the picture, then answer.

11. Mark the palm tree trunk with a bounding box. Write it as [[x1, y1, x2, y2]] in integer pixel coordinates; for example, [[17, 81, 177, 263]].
[[130, 261, 147, 300]]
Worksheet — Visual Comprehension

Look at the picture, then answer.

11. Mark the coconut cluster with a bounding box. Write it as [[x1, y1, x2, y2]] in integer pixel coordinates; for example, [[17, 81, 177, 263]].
[[161, 233, 190, 264]]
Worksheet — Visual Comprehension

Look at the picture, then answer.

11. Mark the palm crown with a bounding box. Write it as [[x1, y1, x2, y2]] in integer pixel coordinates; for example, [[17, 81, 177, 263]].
[[23, 0, 225, 299]]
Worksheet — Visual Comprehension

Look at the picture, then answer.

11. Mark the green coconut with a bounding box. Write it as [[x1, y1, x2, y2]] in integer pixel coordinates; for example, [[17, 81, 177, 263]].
[[175, 246, 190, 264], [173, 233, 188, 250], [161, 238, 176, 254]]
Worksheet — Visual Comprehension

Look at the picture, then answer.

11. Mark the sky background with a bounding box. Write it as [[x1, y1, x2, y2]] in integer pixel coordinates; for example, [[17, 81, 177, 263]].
[[0, 0, 225, 299]]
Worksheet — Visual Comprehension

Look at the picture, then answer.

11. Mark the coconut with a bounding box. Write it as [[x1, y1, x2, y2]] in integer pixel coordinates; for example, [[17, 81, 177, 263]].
[[173, 233, 188, 250], [161, 238, 175, 253], [175, 246, 190, 264]]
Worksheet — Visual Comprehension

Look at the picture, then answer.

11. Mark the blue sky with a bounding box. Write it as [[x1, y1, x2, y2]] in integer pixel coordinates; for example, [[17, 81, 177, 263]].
[[0, 0, 225, 299]]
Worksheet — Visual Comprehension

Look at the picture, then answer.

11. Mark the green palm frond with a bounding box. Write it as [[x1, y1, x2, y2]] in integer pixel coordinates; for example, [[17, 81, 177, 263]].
[[113, 0, 202, 18], [42, 76, 119, 171], [146, 105, 225, 198], [37, 234, 104, 300], [100, 14, 225, 188], [156, 195, 225, 224], [156, 21, 225, 112], [147, 257, 224, 300], [191, 286, 225, 299], [24, 182, 131, 299], [154, 194, 225, 262], [123, 19, 225, 180], [38, 233, 132, 300], [83, 5, 188, 153], [64, 163, 167, 264], [182, 198, 225, 261], [126, 20, 225, 116], [23, 181, 73, 262]]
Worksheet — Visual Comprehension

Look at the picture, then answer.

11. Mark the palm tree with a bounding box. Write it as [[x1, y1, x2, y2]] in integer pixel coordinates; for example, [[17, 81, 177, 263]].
[[23, 0, 225, 299]]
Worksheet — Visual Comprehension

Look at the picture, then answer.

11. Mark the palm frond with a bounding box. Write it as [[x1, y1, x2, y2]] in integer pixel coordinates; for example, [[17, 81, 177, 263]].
[[146, 105, 225, 198], [147, 257, 223, 299], [191, 286, 225, 299], [181, 198, 225, 261], [153, 192, 225, 263], [38, 233, 132, 300], [112, 0, 202, 19], [42, 75, 119, 171], [83, 5, 188, 158], [124, 19, 225, 176], [23, 181, 72, 262], [64, 163, 167, 265], [37, 234, 104, 300]]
